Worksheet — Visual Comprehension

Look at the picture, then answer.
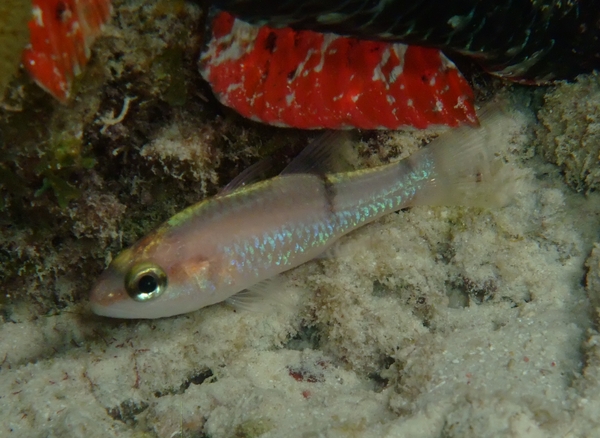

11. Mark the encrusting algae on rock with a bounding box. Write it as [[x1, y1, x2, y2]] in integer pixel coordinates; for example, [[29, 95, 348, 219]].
[[536, 73, 600, 193]]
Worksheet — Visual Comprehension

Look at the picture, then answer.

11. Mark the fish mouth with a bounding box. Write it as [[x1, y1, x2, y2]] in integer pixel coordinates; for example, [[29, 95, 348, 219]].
[[89, 278, 150, 319], [89, 272, 176, 319], [90, 299, 145, 319], [89, 300, 121, 318], [90, 297, 185, 319], [89, 265, 132, 318]]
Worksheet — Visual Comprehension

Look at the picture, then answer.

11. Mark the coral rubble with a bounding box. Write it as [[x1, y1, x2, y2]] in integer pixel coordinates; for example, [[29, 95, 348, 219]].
[[536, 73, 600, 193]]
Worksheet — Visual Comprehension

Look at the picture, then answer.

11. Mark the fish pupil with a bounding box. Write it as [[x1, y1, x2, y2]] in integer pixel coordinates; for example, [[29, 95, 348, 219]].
[[138, 275, 158, 293]]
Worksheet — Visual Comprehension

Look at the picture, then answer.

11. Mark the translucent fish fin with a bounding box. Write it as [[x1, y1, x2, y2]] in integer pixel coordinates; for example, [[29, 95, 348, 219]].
[[219, 157, 274, 195], [409, 100, 524, 209], [225, 277, 287, 312], [281, 131, 355, 175]]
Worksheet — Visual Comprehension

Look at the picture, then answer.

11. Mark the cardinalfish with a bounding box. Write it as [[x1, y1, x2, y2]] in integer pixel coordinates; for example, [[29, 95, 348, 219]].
[[90, 107, 511, 319]]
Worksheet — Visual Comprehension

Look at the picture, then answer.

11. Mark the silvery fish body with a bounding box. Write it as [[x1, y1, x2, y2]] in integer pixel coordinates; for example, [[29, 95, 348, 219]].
[[214, 0, 600, 83], [90, 117, 505, 319]]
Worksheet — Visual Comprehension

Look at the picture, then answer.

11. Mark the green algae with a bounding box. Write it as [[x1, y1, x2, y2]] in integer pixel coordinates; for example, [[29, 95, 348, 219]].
[[34, 176, 82, 209], [153, 46, 189, 107], [33, 131, 97, 208], [0, 0, 29, 99]]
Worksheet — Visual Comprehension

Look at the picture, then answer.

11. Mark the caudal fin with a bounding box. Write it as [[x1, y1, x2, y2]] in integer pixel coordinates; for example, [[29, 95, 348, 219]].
[[410, 101, 522, 208]]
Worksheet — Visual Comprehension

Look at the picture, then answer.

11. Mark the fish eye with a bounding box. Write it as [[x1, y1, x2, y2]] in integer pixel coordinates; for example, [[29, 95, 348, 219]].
[[125, 262, 167, 302]]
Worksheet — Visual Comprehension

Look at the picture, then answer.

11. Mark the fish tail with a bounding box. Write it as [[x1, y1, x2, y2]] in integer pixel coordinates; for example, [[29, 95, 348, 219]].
[[410, 101, 518, 208]]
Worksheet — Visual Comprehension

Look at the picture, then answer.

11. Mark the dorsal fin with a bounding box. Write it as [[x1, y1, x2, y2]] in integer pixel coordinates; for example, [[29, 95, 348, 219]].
[[281, 131, 355, 175], [219, 157, 274, 195]]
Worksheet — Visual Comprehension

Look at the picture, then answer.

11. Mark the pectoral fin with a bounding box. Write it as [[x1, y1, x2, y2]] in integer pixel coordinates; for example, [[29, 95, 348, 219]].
[[225, 277, 288, 311]]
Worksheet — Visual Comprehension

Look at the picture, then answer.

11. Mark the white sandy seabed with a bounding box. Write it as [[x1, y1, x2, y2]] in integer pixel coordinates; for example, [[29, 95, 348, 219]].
[[2, 82, 600, 438]]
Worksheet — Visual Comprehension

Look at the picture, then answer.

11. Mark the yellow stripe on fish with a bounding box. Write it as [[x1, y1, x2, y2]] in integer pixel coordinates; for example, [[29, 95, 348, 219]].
[[90, 105, 513, 319]]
